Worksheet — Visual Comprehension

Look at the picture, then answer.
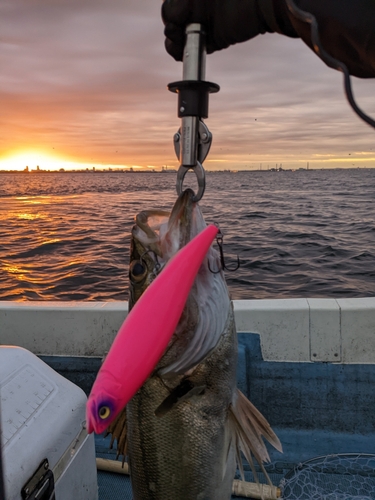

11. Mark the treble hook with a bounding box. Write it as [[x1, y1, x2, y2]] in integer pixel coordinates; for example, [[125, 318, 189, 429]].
[[208, 229, 240, 274]]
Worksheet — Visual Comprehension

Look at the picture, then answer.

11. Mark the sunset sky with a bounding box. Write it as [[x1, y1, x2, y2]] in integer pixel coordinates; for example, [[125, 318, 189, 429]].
[[1, 0, 375, 171]]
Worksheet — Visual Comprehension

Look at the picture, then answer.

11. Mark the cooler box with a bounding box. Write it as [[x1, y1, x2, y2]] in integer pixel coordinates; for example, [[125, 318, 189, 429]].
[[0, 346, 98, 500]]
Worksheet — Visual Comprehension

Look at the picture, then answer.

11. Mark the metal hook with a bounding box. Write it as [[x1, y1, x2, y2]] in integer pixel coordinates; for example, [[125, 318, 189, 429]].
[[208, 229, 240, 273]]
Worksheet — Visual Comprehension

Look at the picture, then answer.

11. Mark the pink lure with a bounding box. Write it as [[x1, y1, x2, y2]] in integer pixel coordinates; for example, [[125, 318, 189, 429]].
[[86, 224, 219, 434]]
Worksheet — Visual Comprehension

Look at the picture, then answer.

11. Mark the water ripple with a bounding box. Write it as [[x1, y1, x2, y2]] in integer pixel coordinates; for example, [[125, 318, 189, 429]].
[[0, 170, 374, 301]]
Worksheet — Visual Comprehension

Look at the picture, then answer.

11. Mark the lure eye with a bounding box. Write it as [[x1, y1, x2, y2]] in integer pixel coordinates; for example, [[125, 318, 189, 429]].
[[130, 260, 147, 282], [98, 406, 111, 420]]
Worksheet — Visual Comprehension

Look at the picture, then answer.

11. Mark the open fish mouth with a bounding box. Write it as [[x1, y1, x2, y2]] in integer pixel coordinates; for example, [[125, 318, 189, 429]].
[[164, 188, 200, 252], [132, 189, 208, 266]]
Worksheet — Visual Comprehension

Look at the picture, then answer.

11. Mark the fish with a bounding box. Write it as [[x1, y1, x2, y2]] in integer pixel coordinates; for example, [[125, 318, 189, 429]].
[[106, 189, 282, 499]]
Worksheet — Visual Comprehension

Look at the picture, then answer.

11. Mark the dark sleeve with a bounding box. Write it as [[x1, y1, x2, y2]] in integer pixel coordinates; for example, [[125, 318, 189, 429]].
[[272, 0, 375, 78]]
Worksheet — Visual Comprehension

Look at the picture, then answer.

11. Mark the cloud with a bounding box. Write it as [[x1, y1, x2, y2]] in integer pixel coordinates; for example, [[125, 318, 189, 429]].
[[1, 0, 374, 169]]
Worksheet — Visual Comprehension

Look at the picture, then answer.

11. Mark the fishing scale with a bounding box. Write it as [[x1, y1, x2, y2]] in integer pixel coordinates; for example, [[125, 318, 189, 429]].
[[166, 26, 241, 272], [168, 23, 219, 202]]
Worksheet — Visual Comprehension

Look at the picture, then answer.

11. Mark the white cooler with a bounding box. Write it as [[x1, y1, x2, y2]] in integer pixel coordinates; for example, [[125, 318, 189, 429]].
[[0, 346, 98, 500]]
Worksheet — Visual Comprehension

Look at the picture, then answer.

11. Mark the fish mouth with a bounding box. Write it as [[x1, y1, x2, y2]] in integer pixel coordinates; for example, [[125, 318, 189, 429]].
[[168, 188, 196, 244], [132, 189, 204, 266], [160, 189, 200, 262]]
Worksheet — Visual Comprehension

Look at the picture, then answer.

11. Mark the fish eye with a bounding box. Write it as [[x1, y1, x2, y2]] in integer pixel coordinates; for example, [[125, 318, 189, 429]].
[[132, 262, 145, 276], [98, 406, 111, 420], [130, 260, 147, 281]]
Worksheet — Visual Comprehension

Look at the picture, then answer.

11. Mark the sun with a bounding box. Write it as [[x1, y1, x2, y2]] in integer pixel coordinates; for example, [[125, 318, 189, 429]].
[[0, 151, 79, 171], [0, 150, 148, 171]]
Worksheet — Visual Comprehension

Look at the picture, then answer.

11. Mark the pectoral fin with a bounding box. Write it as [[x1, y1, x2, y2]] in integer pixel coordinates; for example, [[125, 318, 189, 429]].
[[229, 389, 282, 484], [105, 407, 128, 465], [155, 379, 206, 417]]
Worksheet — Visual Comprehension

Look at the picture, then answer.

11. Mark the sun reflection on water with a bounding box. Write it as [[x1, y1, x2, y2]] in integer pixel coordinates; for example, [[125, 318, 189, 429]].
[[41, 238, 61, 245], [17, 213, 45, 220], [2, 264, 29, 281]]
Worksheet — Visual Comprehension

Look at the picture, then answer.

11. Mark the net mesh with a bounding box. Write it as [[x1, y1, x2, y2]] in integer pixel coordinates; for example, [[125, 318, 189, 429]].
[[280, 454, 375, 500]]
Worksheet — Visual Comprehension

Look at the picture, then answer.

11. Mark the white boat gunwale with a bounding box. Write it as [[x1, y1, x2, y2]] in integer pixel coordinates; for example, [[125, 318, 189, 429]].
[[1, 297, 374, 363]]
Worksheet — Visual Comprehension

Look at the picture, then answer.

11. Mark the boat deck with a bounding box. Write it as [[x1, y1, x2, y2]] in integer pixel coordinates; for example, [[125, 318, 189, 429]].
[[39, 330, 375, 499]]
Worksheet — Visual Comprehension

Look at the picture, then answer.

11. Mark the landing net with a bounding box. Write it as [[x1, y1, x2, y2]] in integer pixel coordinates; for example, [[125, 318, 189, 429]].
[[280, 454, 375, 500]]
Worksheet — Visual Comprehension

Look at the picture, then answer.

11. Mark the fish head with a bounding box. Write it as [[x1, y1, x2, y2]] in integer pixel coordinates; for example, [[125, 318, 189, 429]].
[[129, 190, 208, 305], [86, 369, 124, 434], [130, 189, 229, 376], [129, 208, 170, 307], [130, 189, 205, 264]]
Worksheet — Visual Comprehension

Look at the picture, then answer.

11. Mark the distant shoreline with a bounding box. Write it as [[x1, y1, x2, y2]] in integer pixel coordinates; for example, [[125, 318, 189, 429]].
[[0, 167, 371, 174]]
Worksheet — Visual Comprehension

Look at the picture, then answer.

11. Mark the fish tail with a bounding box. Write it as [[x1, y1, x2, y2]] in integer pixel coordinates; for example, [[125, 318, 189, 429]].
[[229, 389, 282, 486]]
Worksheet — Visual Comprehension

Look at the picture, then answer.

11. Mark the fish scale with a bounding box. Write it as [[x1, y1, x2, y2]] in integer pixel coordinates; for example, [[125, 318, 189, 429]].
[[126, 306, 237, 500]]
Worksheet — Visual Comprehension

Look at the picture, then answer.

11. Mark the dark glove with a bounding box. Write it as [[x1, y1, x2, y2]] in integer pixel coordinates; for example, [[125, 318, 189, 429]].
[[288, 0, 375, 78], [162, 0, 375, 78], [162, 0, 297, 61]]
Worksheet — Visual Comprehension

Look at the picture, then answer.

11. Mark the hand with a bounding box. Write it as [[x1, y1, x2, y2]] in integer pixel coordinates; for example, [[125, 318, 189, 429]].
[[162, 0, 271, 61], [162, 0, 375, 79]]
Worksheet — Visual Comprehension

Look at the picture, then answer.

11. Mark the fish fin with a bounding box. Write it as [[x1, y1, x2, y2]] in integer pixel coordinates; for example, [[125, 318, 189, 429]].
[[154, 379, 206, 417], [222, 414, 237, 482], [229, 390, 282, 485], [105, 406, 128, 465], [160, 289, 231, 376]]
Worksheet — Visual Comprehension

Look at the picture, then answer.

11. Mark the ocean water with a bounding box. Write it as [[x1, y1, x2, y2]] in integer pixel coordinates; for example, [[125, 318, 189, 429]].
[[0, 169, 374, 301]]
